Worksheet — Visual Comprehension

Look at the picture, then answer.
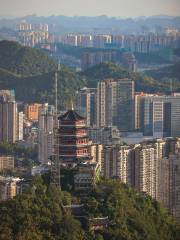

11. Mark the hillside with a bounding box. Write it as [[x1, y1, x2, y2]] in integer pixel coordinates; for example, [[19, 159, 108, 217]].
[[145, 62, 180, 91], [0, 66, 86, 106], [0, 176, 179, 240], [0, 41, 85, 106], [0, 40, 56, 76], [0, 41, 179, 105]]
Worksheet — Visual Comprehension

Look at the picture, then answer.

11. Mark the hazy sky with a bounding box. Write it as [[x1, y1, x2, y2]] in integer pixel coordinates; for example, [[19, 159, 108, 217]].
[[0, 0, 180, 18]]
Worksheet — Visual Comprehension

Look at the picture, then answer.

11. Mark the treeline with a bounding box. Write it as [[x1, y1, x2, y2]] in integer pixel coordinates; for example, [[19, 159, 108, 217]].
[[145, 61, 180, 91], [0, 141, 37, 165]]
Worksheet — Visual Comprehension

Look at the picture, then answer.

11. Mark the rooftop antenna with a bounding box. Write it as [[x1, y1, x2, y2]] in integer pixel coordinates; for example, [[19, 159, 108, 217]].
[[55, 71, 58, 118], [51, 61, 61, 188], [55, 61, 61, 117], [170, 79, 173, 94]]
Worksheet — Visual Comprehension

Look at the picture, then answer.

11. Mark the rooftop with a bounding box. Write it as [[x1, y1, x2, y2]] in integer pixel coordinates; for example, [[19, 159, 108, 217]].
[[59, 110, 85, 122]]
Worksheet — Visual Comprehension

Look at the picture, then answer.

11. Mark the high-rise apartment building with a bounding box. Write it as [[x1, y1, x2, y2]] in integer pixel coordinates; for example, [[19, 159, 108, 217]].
[[97, 78, 134, 131], [75, 87, 97, 127], [101, 138, 180, 220], [17, 23, 49, 47], [77, 35, 92, 47], [102, 145, 133, 184], [0, 90, 17, 143], [134, 143, 156, 198], [38, 104, 54, 164], [93, 35, 112, 48], [81, 51, 117, 70]]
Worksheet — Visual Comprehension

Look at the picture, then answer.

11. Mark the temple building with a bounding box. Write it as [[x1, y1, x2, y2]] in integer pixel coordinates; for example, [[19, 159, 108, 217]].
[[51, 108, 101, 191], [58, 109, 92, 165]]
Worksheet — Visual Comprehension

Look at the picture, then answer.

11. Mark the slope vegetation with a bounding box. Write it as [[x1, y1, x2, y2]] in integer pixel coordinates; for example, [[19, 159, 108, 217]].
[[0, 177, 179, 240]]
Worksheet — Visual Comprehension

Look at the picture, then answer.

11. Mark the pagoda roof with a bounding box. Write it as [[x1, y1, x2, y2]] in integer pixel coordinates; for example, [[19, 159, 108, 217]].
[[58, 110, 85, 122]]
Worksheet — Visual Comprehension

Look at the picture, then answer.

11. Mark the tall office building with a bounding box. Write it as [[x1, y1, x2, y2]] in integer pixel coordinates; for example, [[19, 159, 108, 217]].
[[97, 78, 134, 131], [135, 93, 180, 137], [75, 87, 97, 127], [0, 90, 17, 143], [38, 104, 54, 164]]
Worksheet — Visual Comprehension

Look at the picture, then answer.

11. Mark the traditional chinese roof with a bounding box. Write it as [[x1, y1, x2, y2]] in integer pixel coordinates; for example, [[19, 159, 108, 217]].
[[58, 110, 85, 122]]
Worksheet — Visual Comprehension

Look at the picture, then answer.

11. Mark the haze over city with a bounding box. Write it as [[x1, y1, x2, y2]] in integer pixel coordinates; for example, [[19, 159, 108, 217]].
[[0, 0, 180, 239], [0, 0, 180, 18]]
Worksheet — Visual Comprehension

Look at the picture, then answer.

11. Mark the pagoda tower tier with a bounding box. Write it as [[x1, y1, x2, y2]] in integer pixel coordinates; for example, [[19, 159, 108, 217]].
[[57, 110, 92, 164]]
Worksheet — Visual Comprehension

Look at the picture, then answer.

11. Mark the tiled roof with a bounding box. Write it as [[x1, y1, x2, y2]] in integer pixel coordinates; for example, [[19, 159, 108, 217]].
[[58, 110, 85, 121]]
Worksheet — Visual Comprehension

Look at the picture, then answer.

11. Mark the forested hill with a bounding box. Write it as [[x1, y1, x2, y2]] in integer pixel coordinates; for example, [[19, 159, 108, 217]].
[[0, 41, 179, 105], [145, 61, 180, 91], [0, 40, 56, 76], [0, 176, 179, 240], [0, 41, 86, 105], [82, 62, 173, 92]]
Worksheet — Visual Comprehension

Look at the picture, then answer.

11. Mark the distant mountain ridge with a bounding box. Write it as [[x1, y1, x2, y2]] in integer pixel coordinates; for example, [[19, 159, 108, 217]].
[[0, 15, 179, 34]]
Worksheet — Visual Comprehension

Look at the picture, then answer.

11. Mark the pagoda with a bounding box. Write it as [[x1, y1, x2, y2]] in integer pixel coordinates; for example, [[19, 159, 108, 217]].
[[58, 109, 92, 165]]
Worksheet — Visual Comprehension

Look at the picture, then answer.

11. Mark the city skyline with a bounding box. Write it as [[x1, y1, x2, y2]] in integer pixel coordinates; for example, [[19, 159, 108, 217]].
[[0, 0, 180, 18]]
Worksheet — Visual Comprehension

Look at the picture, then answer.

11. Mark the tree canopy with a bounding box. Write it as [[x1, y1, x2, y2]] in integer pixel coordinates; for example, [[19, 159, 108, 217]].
[[0, 177, 179, 240]]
